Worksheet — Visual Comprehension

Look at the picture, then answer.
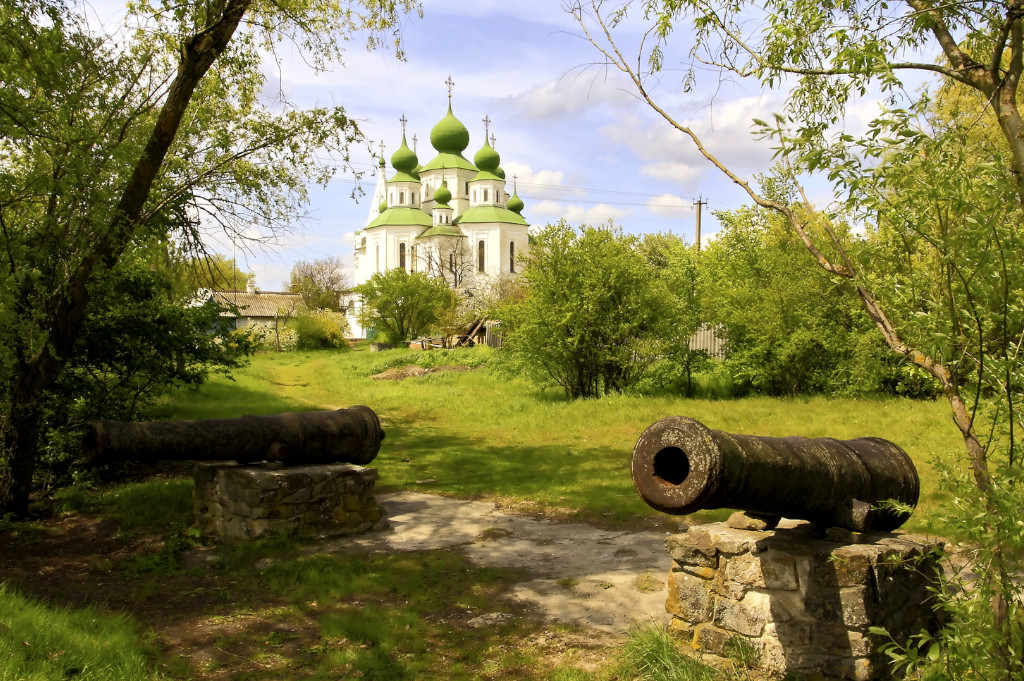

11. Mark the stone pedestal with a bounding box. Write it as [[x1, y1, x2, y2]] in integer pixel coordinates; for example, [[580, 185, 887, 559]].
[[193, 462, 385, 540], [665, 520, 943, 680]]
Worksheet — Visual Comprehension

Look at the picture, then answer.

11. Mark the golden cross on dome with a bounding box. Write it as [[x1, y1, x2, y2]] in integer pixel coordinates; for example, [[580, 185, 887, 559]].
[[445, 75, 455, 101], [411, 134, 418, 152], [399, 114, 407, 133], [490, 133, 497, 149], [378, 141, 385, 158]]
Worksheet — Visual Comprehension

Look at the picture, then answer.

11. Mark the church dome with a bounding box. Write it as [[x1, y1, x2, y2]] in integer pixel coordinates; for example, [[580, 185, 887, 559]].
[[495, 165, 506, 180], [434, 182, 452, 206], [391, 134, 418, 175], [378, 199, 388, 213], [430, 105, 470, 154], [474, 139, 500, 172], [507, 190, 524, 214]]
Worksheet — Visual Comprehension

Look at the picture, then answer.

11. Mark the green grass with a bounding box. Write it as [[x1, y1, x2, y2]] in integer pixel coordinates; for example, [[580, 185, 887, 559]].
[[162, 346, 964, 536], [0, 583, 153, 681]]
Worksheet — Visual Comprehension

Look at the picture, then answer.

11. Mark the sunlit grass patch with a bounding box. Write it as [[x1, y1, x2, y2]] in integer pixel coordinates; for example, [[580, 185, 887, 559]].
[[163, 346, 967, 538], [0, 583, 154, 681]]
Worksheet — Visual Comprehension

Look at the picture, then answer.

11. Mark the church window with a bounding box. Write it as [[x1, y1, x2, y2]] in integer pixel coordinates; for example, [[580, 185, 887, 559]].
[[509, 241, 516, 274], [399, 242, 406, 271], [472, 189, 477, 203], [465, 182, 469, 196], [449, 252, 455, 272], [399, 190, 405, 205], [483, 188, 489, 202], [411, 245, 417, 272], [478, 240, 485, 272]]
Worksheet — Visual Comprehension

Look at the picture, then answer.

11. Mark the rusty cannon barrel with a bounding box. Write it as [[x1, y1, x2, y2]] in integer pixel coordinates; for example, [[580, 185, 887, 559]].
[[83, 405, 384, 467], [631, 416, 919, 532]]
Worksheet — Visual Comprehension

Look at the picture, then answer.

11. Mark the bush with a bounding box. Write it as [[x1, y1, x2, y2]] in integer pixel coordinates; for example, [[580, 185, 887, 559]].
[[292, 309, 349, 350]]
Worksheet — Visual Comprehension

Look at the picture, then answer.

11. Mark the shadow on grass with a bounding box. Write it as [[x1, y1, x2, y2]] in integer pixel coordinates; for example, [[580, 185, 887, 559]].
[[147, 548, 573, 680], [377, 414, 652, 525], [156, 381, 330, 420]]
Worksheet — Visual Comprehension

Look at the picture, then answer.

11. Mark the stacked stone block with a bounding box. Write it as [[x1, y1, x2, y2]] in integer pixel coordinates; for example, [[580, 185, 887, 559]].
[[193, 462, 385, 540], [665, 520, 942, 680]]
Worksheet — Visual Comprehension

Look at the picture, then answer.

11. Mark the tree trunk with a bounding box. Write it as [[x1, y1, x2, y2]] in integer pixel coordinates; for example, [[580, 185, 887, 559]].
[[0, 0, 253, 516]]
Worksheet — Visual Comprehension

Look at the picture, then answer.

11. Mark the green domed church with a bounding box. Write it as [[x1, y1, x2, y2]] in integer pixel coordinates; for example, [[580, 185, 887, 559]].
[[352, 95, 530, 302]]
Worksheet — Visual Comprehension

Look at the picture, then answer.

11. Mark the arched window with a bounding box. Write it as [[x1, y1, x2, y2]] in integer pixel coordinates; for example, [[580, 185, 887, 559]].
[[399, 242, 406, 271], [411, 245, 417, 272], [478, 240, 485, 272], [483, 188, 489, 202], [399, 190, 405, 205], [472, 189, 477, 203], [509, 241, 516, 274]]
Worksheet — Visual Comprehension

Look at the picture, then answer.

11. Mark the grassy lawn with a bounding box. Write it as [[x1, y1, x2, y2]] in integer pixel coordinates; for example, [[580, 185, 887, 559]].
[[160, 344, 963, 537], [1, 345, 967, 681]]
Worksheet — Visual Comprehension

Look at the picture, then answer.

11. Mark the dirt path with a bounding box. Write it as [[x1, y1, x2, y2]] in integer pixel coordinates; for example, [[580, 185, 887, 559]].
[[323, 491, 673, 634]]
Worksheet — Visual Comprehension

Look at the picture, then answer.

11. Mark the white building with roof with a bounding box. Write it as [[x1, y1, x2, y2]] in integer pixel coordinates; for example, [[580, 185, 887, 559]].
[[346, 94, 531, 339]]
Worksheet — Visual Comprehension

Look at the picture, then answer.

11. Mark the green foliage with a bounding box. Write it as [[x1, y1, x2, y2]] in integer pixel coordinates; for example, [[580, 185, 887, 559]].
[[577, 0, 1024, 675], [616, 625, 717, 681], [498, 222, 681, 399], [356, 269, 454, 345], [164, 251, 249, 299], [0, 0, 419, 514], [291, 308, 350, 350], [37, 261, 252, 490], [0, 583, 154, 681]]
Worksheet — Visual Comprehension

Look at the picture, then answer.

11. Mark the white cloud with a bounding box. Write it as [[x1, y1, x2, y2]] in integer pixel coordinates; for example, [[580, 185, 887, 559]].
[[601, 94, 785, 189], [503, 76, 634, 121], [529, 200, 630, 225], [646, 194, 693, 217], [640, 163, 704, 188]]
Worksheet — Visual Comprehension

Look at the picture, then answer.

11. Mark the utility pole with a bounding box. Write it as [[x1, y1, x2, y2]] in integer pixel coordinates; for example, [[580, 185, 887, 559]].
[[694, 196, 707, 251]]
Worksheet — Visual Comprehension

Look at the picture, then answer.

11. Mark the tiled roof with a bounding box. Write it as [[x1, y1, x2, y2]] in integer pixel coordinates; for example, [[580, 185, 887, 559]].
[[210, 291, 305, 318]]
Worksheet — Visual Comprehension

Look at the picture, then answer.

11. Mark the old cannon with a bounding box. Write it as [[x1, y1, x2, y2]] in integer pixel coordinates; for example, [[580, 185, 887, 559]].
[[83, 405, 384, 467], [631, 416, 919, 532]]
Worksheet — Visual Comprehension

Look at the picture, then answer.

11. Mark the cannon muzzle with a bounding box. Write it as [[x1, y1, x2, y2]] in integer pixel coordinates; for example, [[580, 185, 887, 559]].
[[631, 417, 919, 532], [84, 406, 384, 467]]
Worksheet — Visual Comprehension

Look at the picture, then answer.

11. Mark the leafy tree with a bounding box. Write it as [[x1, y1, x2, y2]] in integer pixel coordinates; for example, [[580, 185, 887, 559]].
[[356, 269, 453, 346], [573, 0, 1023, 675], [499, 222, 673, 399], [41, 259, 251, 488], [289, 256, 349, 312], [699, 177, 886, 396], [636, 232, 707, 396], [169, 252, 250, 298], [0, 0, 418, 515]]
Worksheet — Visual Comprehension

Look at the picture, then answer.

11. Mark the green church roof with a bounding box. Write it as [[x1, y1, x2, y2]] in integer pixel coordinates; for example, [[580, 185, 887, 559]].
[[420, 152, 477, 172], [470, 170, 503, 183], [454, 205, 528, 226], [367, 206, 432, 229], [418, 225, 465, 238]]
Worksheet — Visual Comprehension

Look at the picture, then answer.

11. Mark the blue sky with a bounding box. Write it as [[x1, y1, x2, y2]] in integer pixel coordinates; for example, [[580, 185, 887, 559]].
[[93, 0, 897, 290], [220, 0, 804, 290]]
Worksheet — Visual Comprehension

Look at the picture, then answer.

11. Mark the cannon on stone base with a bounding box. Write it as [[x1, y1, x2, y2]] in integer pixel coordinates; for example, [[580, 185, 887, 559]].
[[631, 416, 919, 532], [83, 405, 384, 467]]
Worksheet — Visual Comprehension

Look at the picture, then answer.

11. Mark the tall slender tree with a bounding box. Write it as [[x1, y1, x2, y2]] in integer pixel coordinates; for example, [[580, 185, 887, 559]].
[[0, 0, 420, 515]]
